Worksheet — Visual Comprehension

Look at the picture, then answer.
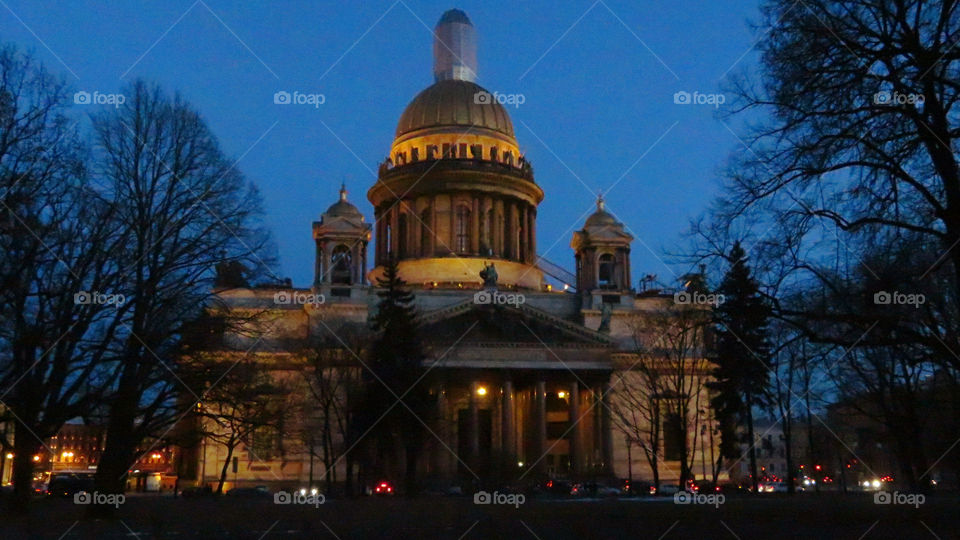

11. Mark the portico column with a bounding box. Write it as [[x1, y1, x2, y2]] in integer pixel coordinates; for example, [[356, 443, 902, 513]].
[[501, 379, 515, 465], [569, 382, 582, 474], [434, 380, 448, 474], [534, 380, 547, 474], [469, 382, 480, 463], [599, 382, 613, 474]]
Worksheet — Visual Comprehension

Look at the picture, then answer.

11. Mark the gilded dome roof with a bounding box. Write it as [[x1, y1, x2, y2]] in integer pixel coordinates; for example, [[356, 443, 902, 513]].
[[395, 80, 515, 139]]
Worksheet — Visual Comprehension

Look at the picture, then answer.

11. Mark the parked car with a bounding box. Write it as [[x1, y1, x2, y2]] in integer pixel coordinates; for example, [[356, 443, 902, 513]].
[[622, 480, 657, 496], [372, 480, 395, 495], [226, 485, 271, 498], [46, 473, 95, 497]]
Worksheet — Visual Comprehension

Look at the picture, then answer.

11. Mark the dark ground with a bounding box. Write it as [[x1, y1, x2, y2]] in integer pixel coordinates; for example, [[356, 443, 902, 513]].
[[1, 493, 958, 540]]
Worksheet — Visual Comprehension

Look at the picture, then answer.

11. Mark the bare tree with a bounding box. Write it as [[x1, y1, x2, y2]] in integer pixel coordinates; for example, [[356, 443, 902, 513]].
[[613, 299, 713, 489], [186, 357, 290, 494], [300, 322, 364, 495], [89, 79, 275, 505], [0, 44, 127, 511]]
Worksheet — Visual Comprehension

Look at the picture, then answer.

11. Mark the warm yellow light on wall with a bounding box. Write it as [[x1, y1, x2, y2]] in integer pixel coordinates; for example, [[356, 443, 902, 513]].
[[476, 386, 487, 396], [557, 391, 566, 399]]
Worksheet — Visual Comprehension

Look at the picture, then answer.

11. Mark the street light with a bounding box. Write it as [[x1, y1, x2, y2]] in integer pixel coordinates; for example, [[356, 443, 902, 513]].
[[476, 386, 487, 396]]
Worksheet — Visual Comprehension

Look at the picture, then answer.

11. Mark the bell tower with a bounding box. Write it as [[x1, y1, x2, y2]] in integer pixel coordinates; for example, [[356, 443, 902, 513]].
[[571, 195, 634, 308], [313, 184, 371, 299]]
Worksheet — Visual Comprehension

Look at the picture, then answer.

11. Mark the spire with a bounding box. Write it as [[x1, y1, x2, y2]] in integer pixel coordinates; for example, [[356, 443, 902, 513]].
[[597, 191, 605, 212], [433, 9, 477, 82], [339, 182, 347, 202]]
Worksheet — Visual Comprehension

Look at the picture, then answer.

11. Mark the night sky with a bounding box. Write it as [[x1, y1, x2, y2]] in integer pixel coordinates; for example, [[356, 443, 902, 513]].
[[1, 0, 762, 287]]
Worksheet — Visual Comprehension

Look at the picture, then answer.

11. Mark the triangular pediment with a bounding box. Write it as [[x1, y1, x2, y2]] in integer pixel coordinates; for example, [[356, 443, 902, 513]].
[[417, 298, 614, 348]]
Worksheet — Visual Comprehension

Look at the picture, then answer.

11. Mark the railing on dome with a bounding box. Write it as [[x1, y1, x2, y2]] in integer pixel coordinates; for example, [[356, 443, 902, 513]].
[[535, 256, 577, 292], [377, 156, 535, 181]]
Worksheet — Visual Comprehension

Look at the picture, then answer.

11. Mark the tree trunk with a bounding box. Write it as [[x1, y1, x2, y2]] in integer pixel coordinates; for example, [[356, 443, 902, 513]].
[[746, 399, 759, 493], [10, 434, 40, 513], [217, 443, 235, 495]]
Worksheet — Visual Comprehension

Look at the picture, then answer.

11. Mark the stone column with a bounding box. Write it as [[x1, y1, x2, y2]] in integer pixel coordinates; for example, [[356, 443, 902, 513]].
[[389, 207, 399, 257], [534, 379, 547, 474], [527, 207, 536, 263], [599, 382, 613, 474], [322, 241, 332, 284], [501, 379, 515, 464], [429, 198, 437, 257], [434, 380, 449, 475], [569, 382, 582, 474], [471, 197, 480, 254], [313, 241, 323, 286], [494, 199, 504, 258], [469, 382, 480, 463]]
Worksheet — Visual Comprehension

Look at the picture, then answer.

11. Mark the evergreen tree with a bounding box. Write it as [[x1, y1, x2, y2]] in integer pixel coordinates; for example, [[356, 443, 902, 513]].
[[709, 241, 771, 493], [362, 256, 431, 494]]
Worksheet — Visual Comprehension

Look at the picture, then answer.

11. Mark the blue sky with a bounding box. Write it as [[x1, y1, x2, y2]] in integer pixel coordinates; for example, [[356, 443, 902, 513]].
[[1, 0, 763, 287]]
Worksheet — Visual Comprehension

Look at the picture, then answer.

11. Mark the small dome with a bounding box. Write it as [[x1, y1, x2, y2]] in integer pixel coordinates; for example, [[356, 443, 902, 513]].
[[395, 80, 515, 139], [323, 185, 363, 220], [584, 196, 621, 228]]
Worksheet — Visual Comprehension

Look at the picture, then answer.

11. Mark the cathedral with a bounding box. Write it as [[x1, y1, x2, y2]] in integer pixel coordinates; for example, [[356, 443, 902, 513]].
[[190, 9, 718, 492]]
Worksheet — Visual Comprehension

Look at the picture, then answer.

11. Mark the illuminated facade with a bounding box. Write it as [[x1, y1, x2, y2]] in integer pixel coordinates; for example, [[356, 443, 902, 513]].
[[188, 9, 719, 492]]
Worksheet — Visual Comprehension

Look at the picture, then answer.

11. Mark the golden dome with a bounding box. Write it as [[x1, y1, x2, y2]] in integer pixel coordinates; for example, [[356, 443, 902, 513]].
[[395, 79, 515, 140]]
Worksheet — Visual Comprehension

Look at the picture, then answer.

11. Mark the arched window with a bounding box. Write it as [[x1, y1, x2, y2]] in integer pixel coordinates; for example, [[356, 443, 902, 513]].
[[455, 205, 471, 254], [420, 208, 432, 256], [398, 214, 408, 258], [331, 245, 352, 284], [598, 253, 615, 289]]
